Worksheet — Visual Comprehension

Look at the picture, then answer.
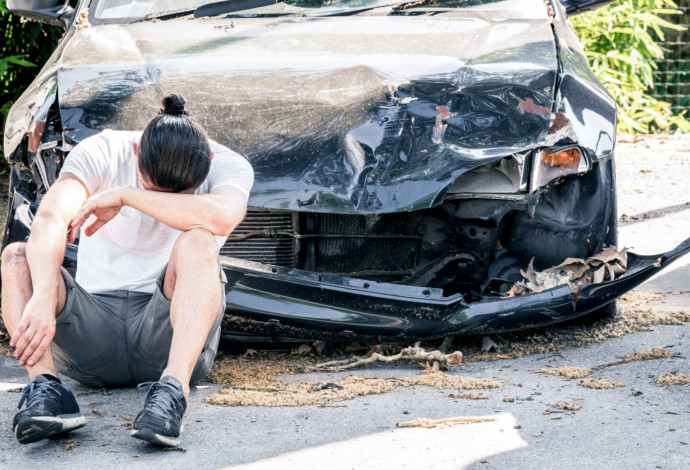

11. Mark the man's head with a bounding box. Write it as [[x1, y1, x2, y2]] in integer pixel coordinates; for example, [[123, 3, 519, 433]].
[[136, 94, 212, 193]]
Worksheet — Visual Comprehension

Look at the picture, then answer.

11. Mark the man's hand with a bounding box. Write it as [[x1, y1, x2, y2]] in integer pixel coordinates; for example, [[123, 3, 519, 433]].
[[69, 187, 126, 243], [10, 293, 57, 366]]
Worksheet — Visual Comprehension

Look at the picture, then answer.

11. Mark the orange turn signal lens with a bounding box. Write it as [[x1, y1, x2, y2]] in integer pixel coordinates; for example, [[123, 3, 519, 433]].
[[531, 147, 585, 190], [543, 147, 581, 168]]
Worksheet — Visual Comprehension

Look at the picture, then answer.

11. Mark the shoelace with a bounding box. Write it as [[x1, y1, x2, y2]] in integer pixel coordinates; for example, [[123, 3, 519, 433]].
[[18, 380, 60, 410], [137, 382, 185, 420]]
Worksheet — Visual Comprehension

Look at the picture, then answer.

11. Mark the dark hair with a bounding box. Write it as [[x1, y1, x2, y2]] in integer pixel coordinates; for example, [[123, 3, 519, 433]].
[[138, 94, 212, 193]]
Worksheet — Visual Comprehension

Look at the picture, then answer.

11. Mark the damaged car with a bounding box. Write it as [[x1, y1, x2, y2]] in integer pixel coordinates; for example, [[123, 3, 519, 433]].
[[4, 0, 690, 343]]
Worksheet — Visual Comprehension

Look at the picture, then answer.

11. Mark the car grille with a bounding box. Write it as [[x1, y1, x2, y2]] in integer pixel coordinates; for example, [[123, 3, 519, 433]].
[[220, 210, 297, 266], [221, 210, 422, 280]]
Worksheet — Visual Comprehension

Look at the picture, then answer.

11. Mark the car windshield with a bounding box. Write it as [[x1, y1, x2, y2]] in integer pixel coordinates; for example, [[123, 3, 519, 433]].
[[91, 0, 506, 22]]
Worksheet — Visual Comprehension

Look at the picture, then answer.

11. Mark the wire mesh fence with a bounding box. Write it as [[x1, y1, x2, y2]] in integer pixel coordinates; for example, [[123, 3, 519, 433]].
[[654, 1, 690, 116]]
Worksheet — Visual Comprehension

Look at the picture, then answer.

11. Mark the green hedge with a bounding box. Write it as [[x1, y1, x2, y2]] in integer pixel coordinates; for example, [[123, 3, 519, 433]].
[[0, 0, 61, 154], [570, 0, 689, 133]]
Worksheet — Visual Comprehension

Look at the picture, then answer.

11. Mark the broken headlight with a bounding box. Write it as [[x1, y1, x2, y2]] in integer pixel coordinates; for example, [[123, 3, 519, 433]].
[[446, 154, 528, 199]]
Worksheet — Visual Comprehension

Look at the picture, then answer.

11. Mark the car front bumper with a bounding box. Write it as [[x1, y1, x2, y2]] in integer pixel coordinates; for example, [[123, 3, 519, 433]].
[[220, 235, 690, 339]]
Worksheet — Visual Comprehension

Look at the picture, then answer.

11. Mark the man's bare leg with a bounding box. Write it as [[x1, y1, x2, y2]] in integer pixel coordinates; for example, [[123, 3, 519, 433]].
[[159, 228, 223, 397], [1, 242, 66, 378], [1, 242, 85, 445]]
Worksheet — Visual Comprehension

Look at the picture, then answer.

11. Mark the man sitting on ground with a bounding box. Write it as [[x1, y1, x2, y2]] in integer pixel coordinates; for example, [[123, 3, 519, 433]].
[[1, 94, 253, 446]]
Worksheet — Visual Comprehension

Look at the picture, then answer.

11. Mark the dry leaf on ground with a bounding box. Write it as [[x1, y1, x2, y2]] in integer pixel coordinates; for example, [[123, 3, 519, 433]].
[[578, 378, 624, 389], [538, 366, 591, 379], [552, 401, 582, 411], [504, 246, 629, 297], [654, 372, 690, 387]]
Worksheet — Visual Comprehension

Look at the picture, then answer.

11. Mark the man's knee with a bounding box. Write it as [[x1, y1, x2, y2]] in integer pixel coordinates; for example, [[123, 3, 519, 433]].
[[1, 242, 28, 271], [171, 228, 218, 264]]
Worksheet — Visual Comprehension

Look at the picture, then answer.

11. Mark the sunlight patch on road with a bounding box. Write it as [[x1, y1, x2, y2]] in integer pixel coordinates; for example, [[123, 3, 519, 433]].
[[225, 412, 526, 470], [0, 382, 24, 392]]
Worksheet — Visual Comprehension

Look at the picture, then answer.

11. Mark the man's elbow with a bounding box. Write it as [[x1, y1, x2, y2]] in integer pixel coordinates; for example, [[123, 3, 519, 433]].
[[209, 209, 244, 237]]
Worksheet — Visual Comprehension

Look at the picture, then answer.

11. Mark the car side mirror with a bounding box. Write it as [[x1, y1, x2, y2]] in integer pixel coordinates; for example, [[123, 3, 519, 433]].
[[559, 0, 615, 16], [7, 0, 75, 27]]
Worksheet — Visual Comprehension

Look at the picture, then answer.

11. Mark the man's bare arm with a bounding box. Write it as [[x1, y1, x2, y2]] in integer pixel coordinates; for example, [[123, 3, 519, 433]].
[[11, 174, 88, 366], [69, 186, 246, 242]]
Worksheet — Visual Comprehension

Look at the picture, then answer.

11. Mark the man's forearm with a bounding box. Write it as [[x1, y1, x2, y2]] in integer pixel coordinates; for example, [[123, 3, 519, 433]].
[[25, 212, 69, 295], [121, 186, 243, 236]]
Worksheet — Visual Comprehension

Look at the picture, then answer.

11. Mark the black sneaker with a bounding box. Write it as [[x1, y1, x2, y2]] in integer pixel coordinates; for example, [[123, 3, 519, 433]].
[[13, 374, 87, 444], [131, 375, 187, 446]]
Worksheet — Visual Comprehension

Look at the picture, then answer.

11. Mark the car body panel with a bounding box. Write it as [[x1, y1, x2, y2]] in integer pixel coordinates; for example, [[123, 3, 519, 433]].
[[52, 3, 561, 214]]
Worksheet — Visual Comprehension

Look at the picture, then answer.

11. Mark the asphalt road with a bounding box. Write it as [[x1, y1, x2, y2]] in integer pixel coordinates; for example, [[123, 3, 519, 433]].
[[0, 135, 688, 469]]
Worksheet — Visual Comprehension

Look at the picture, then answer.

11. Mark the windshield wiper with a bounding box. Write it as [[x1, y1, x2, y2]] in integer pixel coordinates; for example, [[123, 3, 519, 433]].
[[134, 0, 277, 22], [194, 0, 278, 18], [135, 7, 197, 22], [305, 0, 451, 18]]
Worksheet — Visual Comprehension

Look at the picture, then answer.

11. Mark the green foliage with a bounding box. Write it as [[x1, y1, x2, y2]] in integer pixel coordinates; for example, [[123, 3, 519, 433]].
[[1, 0, 62, 139], [571, 0, 690, 134]]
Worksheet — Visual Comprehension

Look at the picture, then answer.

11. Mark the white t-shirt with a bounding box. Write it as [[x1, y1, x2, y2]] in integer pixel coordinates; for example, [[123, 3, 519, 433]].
[[60, 129, 254, 293]]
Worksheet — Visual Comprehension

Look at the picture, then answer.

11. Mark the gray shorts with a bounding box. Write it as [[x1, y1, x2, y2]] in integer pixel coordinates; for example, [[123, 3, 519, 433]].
[[51, 267, 226, 388]]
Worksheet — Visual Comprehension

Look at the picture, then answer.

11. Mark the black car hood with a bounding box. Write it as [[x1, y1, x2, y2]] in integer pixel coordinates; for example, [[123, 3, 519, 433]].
[[57, 3, 559, 213]]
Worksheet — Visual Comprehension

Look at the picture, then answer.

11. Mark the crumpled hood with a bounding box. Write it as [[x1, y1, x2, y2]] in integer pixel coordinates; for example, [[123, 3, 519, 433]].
[[57, 1, 558, 213]]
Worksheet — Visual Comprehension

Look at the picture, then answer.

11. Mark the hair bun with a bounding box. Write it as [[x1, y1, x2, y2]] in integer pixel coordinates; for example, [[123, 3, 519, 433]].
[[160, 94, 188, 116]]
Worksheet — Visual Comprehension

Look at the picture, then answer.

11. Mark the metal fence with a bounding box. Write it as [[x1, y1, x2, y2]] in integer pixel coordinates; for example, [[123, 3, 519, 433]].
[[654, 1, 690, 116]]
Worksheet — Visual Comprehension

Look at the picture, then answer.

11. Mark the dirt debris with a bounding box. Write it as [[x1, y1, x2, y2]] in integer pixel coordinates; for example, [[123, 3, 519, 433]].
[[552, 401, 582, 411], [544, 401, 582, 414], [76, 9, 91, 30], [63, 439, 78, 452], [448, 393, 489, 400], [622, 348, 675, 362], [207, 353, 314, 388], [207, 370, 502, 407], [203, 290, 688, 407], [654, 372, 690, 387], [578, 378, 625, 389], [396, 416, 495, 429], [404, 373, 501, 390], [464, 291, 689, 362], [539, 366, 591, 379], [208, 376, 397, 407], [595, 347, 677, 369]]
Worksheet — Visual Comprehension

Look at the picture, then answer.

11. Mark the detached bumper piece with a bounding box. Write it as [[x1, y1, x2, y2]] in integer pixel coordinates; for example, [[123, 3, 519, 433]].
[[221, 236, 690, 338]]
